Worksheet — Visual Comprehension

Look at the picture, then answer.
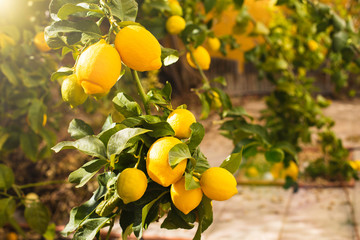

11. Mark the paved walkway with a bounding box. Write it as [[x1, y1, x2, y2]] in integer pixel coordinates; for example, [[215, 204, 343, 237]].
[[136, 182, 360, 240]]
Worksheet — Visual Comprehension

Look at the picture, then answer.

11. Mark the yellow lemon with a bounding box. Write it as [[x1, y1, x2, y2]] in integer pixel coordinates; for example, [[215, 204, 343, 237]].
[[207, 37, 221, 51], [348, 161, 358, 170], [166, 16, 186, 35], [307, 40, 318, 51], [61, 74, 88, 108], [284, 161, 299, 180], [116, 168, 148, 204], [271, 161, 298, 180], [115, 25, 162, 72], [246, 166, 259, 178], [186, 46, 211, 70], [146, 137, 187, 187], [169, 1, 183, 16], [42, 114, 47, 127], [34, 32, 51, 52], [75, 39, 121, 95], [200, 167, 238, 201], [171, 177, 203, 215], [210, 91, 222, 109], [6, 232, 17, 240], [167, 109, 196, 139]]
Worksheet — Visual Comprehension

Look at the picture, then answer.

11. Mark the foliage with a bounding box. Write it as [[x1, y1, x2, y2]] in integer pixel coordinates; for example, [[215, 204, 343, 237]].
[[46, 0, 242, 239], [0, 0, 61, 161]]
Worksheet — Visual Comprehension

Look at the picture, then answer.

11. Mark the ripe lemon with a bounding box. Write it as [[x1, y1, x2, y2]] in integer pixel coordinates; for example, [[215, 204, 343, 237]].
[[146, 137, 187, 187], [75, 39, 121, 95], [115, 25, 162, 72], [6, 232, 17, 240], [116, 168, 148, 204], [166, 16, 186, 35], [167, 109, 196, 139], [186, 46, 211, 70], [200, 167, 238, 201], [34, 32, 51, 52], [246, 166, 259, 178], [207, 37, 221, 51], [171, 177, 203, 215], [271, 161, 298, 180], [307, 40, 318, 51], [61, 74, 88, 108], [169, 1, 183, 16], [210, 91, 222, 109]]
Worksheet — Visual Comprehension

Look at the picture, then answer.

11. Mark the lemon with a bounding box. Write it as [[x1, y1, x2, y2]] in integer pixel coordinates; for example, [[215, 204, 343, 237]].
[[167, 109, 196, 139], [200, 167, 238, 201], [115, 25, 162, 72], [42, 114, 47, 126], [75, 39, 121, 95], [171, 177, 203, 215], [348, 161, 358, 170], [146, 137, 187, 187], [169, 1, 183, 16], [61, 74, 88, 108], [6, 232, 17, 240], [34, 32, 51, 52], [210, 91, 222, 109], [24, 192, 40, 207], [246, 166, 259, 178], [166, 16, 186, 35], [186, 46, 211, 70], [207, 37, 221, 51], [307, 40, 318, 51], [116, 168, 148, 204], [271, 161, 298, 180]]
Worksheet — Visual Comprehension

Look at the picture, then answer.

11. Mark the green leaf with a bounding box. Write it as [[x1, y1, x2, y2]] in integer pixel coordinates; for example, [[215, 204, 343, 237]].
[[161, 207, 195, 230], [43, 223, 56, 240], [212, 76, 227, 86], [187, 123, 205, 153], [161, 47, 179, 66], [147, 82, 172, 107], [0, 62, 19, 85], [265, 148, 284, 163], [57, 3, 103, 20], [168, 143, 193, 169], [332, 31, 348, 52], [52, 136, 107, 160], [113, 92, 142, 117], [272, 141, 297, 160], [107, 128, 151, 158], [0, 198, 16, 227], [194, 196, 213, 240], [95, 194, 122, 217], [193, 148, 210, 174], [28, 99, 46, 134], [68, 159, 108, 188], [20, 131, 40, 162], [72, 217, 109, 240], [25, 202, 50, 235], [68, 119, 94, 140], [198, 92, 210, 120], [98, 124, 126, 147], [184, 172, 201, 190], [0, 130, 9, 151], [0, 164, 14, 190], [204, 0, 216, 13], [220, 149, 243, 174], [332, 13, 346, 31], [107, 0, 138, 21], [51, 67, 73, 81]]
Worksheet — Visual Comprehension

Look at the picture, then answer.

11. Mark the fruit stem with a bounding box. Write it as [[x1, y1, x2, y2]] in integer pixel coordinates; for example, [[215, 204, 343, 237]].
[[105, 217, 115, 240], [186, 45, 210, 89], [131, 69, 151, 115]]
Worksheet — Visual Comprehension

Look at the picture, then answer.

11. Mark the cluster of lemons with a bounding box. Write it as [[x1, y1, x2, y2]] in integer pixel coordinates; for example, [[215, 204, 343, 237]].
[[270, 161, 299, 180], [61, 25, 162, 107], [58, 23, 237, 215], [117, 108, 238, 214]]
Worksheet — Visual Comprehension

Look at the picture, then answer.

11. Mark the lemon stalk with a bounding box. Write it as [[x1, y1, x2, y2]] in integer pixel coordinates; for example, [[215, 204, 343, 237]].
[[18, 180, 67, 189], [131, 69, 150, 115], [186, 45, 210, 89], [105, 218, 115, 240]]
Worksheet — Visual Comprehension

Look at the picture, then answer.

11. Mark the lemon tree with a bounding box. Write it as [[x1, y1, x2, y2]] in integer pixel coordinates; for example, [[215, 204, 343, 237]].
[[47, 0, 243, 239]]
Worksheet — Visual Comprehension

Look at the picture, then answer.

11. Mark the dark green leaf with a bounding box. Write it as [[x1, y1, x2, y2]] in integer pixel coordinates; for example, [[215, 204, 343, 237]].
[[0, 62, 18, 85], [187, 123, 205, 153], [0, 198, 16, 227], [168, 143, 193, 169], [265, 148, 284, 163], [161, 207, 195, 230], [69, 159, 108, 188], [198, 92, 210, 120], [184, 172, 201, 190], [25, 202, 50, 235], [20, 132, 40, 162], [107, 0, 138, 21], [95, 195, 122, 217], [72, 217, 109, 240], [220, 149, 243, 174], [332, 31, 348, 52], [107, 128, 151, 158], [52, 136, 107, 160], [113, 92, 142, 117], [68, 119, 94, 140], [28, 99, 46, 134], [204, 0, 216, 13], [194, 196, 213, 240], [0, 164, 14, 190]]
